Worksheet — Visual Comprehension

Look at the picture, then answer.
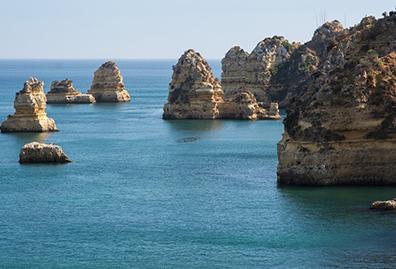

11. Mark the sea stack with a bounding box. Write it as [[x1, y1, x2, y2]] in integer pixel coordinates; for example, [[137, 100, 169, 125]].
[[277, 13, 396, 185], [221, 37, 298, 103], [88, 61, 131, 102], [19, 142, 71, 164], [163, 49, 224, 119], [1, 77, 58, 132], [46, 79, 95, 104], [163, 49, 280, 120]]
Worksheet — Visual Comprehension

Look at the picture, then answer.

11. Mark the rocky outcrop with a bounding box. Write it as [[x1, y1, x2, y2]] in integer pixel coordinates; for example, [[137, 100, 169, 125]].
[[370, 199, 396, 210], [163, 49, 224, 119], [46, 79, 95, 104], [163, 49, 281, 120], [1, 77, 58, 132], [269, 21, 345, 107], [19, 142, 71, 164], [219, 88, 280, 120], [277, 12, 396, 185], [222, 36, 298, 103], [88, 61, 131, 102]]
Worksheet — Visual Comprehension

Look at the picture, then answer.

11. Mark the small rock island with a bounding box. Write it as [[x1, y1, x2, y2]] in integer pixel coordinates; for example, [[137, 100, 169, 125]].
[[19, 142, 71, 164], [88, 61, 131, 102], [46, 79, 95, 104], [277, 13, 396, 185], [1, 77, 58, 132], [163, 49, 280, 120]]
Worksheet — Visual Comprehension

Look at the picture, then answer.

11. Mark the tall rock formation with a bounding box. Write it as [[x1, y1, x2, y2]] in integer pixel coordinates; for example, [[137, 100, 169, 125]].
[[163, 49, 280, 120], [277, 12, 396, 185], [221, 36, 298, 102], [1, 77, 58, 132], [88, 61, 131, 102], [46, 79, 95, 104]]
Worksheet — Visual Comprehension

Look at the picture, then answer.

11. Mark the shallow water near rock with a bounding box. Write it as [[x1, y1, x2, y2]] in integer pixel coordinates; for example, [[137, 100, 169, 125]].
[[0, 60, 395, 268]]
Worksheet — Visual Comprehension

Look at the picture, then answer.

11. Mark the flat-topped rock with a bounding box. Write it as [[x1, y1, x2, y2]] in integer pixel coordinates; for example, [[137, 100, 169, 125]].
[[46, 79, 95, 104], [19, 142, 71, 164], [1, 77, 58, 132], [277, 13, 396, 185], [88, 61, 131, 102], [371, 199, 396, 210], [163, 49, 224, 119]]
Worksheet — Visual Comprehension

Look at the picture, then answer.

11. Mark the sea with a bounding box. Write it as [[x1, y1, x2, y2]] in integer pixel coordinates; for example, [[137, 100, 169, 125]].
[[0, 60, 395, 268]]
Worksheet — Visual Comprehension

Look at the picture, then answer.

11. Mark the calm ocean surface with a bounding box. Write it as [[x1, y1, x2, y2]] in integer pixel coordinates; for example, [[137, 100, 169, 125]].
[[0, 60, 395, 268]]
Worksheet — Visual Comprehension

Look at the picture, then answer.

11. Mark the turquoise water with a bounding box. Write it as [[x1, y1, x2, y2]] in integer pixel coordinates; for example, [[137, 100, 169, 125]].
[[0, 60, 395, 268]]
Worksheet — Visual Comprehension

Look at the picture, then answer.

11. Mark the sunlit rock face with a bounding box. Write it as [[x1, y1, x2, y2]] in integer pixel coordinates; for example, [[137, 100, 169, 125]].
[[163, 49, 281, 120], [46, 79, 95, 104], [277, 13, 396, 185], [221, 36, 298, 103], [19, 142, 71, 164], [1, 77, 58, 132], [88, 61, 131, 102], [163, 49, 224, 119]]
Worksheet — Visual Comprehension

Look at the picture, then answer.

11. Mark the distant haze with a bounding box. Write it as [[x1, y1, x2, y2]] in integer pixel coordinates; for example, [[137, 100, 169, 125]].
[[0, 0, 393, 59]]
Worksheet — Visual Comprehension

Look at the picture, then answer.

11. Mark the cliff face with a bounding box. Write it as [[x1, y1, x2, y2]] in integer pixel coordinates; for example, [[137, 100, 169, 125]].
[[46, 79, 95, 104], [88, 61, 131, 102], [277, 13, 396, 185], [269, 21, 345, 106], [221, 36, 298, 102], [1, 77, 58, 132], [163, 49, 280, 120]]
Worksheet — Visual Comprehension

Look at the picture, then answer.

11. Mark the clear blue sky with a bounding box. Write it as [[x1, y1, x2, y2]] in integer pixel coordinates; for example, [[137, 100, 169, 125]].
[[0, 0, 393, 59]]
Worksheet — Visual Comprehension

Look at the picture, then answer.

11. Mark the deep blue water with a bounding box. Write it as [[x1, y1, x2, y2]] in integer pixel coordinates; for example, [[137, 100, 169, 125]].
[[0, 60, 395, 268]]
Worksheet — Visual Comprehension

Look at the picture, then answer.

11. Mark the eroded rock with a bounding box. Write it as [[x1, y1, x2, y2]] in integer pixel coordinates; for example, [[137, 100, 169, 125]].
[[277, 13, 396, 185], [370, 199, 396, 210], [88, 61, 131, 102], [19, 142, 71, 164], [46, 79, 95, 104], [1, 77, 58, 132]]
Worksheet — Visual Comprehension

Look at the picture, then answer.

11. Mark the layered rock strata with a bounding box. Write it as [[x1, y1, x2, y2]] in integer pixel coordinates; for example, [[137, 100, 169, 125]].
[[163, 49, 280, 120], [46, 79, 95, 104], [277, 13, 396, 185], [88, 61, 131, 102], [221, 36, 298, 102], [19, 142, 71, 164], [1, 77, 58, 132]]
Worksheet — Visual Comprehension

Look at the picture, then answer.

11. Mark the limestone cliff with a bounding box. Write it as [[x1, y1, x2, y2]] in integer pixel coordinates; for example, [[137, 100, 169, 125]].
[[46, 79, 95, 104], [221, 36, 298, 102], [88, 61, 131, 102], [1, 77, 58, 132], [163, 49, 280, 120], [277, 12, 396, 185]]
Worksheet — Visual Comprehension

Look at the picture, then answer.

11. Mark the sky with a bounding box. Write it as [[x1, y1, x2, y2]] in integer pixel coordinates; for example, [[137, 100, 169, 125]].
[[0, 0, 394, 59]]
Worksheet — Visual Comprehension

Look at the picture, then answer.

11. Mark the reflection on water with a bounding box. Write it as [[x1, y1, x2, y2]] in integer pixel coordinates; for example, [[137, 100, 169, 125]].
[[2, 132, 53, 145], [164, 120, 224, 132], [176, 136, 199, 143]]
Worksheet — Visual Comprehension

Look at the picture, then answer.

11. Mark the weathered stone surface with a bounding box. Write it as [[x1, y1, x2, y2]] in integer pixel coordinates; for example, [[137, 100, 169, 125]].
[[46, 79, 95, 104], [277, 13, 396, 185], [219, 88, 280, 120], [88, 61, 131, 102], [371, 199, 396, 210], [163, 49, 281, 120], [163, 49, 224, 119], [1, 77, 58, 132], [19, 142, 71, 164], [222, 36, 298, 103]]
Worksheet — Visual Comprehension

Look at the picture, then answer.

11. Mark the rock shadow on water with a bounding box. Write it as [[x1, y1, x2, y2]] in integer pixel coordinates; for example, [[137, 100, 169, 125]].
[[165, 120, 224, 132], [176, 136, 200, 143]]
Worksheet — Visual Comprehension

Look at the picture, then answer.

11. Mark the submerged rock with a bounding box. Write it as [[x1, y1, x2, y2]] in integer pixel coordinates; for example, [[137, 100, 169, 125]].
[[163, 49, 224, 119], [88, 61, 131, 102], [277, 13, 396, 185], [46, 79, 95, 104], [19, 142, 71, 164], [371, 199, 396, 210], [1, 77, 58, 132]]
